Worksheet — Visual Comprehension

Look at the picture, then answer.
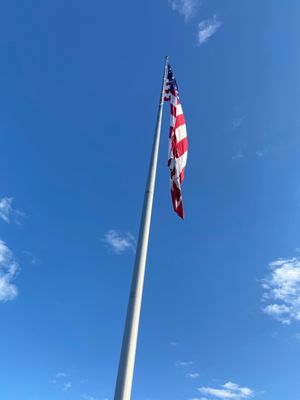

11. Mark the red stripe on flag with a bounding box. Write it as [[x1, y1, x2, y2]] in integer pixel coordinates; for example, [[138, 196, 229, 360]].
[[165, 63, 187, 219], [175, 137, 188, 158], [179, 167, 185, 184], [175, 114, 185, 129], [171, 184, 184, 219], [170, 104, 176, 116]]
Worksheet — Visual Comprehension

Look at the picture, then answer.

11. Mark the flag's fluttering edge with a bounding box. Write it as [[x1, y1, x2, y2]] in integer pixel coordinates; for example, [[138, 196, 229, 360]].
[[164, 63, 188, 219]]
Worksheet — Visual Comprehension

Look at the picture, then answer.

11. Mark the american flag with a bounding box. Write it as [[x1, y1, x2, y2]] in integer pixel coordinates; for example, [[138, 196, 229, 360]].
[[164, 63, 188, 219]]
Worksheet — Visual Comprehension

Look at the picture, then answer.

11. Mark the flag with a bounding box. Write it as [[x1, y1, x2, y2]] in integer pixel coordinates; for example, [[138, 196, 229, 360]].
[[164, 63, 188, 219]]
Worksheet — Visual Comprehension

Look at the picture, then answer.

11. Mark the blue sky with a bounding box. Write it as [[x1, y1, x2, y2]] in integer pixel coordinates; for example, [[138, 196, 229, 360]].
[[1, 0, 300, 399]]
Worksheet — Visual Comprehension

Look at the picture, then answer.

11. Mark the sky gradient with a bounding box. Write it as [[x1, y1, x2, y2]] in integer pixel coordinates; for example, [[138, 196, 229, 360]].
[[1, 1, 300, 400]]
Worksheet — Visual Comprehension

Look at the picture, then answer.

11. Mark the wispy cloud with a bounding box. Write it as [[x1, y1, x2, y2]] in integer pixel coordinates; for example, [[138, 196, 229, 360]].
[[102, 230, 135, 254], [189, 398, 207, 400], [186, 372, 200, 379], [255, 149, 270, 158], [0, 240, 19, 302], [232, 151, 244, 161], [255, 149, 272, 158], [198, 382, 254, 399], [81, 395, 98, 400], [0, 197, 14, 223], [232, 116, 244, 129], [0, 197, 25, 226], [170, 341, 178, 346], [262, 257, 300, 324], [56, 372, 67, 378], [176, 361, 194, 367], [51, 372, 69, 388], [22, 250, 39, 265], [63, 382, 72, 392], [197, 15, 222, 45], [168, 0, 199, 22], [255, 151, 264, 158]]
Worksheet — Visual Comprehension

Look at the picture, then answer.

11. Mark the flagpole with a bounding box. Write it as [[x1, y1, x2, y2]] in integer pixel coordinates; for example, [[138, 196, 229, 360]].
[[114, 56, 169, 400]]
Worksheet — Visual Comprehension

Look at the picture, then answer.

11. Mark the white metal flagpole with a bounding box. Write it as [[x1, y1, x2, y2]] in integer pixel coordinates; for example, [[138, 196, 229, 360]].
[[113, 56, 169, 400]]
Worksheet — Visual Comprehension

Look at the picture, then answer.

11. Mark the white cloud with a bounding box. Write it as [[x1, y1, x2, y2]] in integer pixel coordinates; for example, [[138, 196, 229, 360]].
[[0, 197, 13, 223], [102, 230, 135, 254], [51, 372, 67, 384], [22, 250, 39, 265], [51, 373, 74, 394], [255, 149, 270, 158], [197, 15, 222, 45], [262, 257, 300, 324], [232, 151, 244, 161], [255, 151, 264, 158], [170, 341, 178, 346], [63, 382, 72, 392], [186, 372, 200, 379], [0, 240, 19, 302], [56, 372, 67, 378], [232, 116, 244, 129], [0, 197, 25, 226], [198, 382, 254, 399], [81, 395, 98, 400], [168, 0, 199, 22], [190, 398, 208, 400], [176, 361, 194, 367]]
